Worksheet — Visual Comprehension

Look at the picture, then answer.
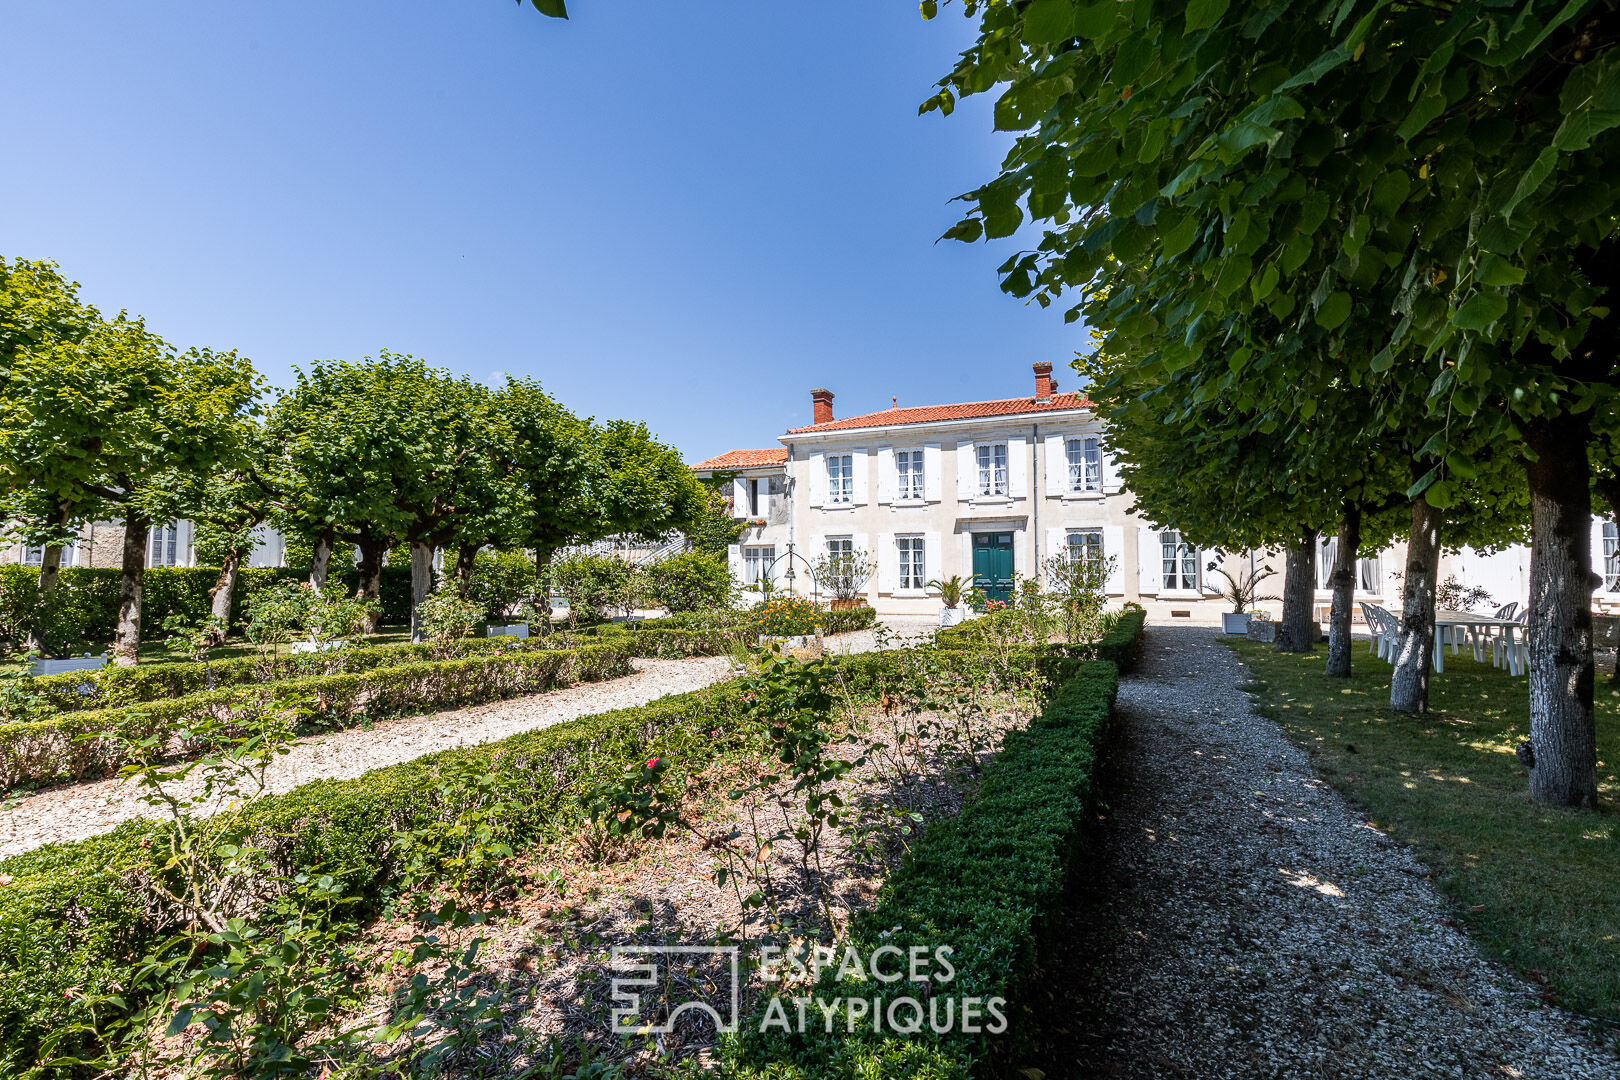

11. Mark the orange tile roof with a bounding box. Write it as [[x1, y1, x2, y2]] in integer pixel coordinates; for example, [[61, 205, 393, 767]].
[[690, 448, 790, 471], [784, 391, 1092, 434]]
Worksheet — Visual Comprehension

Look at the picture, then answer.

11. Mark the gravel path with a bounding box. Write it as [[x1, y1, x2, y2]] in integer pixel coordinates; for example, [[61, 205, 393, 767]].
[[0, 656, 733, 859], [1013, 625, 1617, 1080]]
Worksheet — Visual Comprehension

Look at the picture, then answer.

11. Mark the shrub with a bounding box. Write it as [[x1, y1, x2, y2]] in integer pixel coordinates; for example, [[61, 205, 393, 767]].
[[551, 553, 640, 622], [0, 642, 633, 792], [414, 583, 486, 656], [468, 549, 542, 620], [745, 595, 821, 637], [642, 551, 735, 612]]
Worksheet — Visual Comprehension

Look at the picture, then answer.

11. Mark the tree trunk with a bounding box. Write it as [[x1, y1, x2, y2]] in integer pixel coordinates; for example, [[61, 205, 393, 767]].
[[1390, 497, 1443, 713], [25, 501, 74, 654], [112, 510, 149, 667], [1523, 420, 1599, 807], [409, 541, 435, 643], [1325, 504, 1363, 678], [355, 537, 386, 634], [533, 546, 554, 629], [308, 528, 335, 592], [454, 543, 479, 599], [207, 549, 242, 644], [1275, 528, 1318, 653]]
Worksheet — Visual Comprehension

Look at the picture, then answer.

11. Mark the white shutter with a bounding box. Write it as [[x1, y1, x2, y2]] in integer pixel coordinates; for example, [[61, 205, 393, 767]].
[[807, 452, 825, 508], [924, 443, 942, 502], [1201, 548, 1223, 594], [924, 531, 941, 590], [179, 520, 195, 567], [852, 533, 871, 598], [876, 446, 894, 504], [956, 441, 975, 500], [1007, 435, 1027, 497], [1137, 526, 1160, 596], [1046, 527, 1066, 584], [878, 532, 894, 593], [851, 449, 869, 505], [1591, 516, 1607, 581], [727, 544, 743, 591], [1103, 526, 1125, 594], [1046, 434, 1068, 497], [1101, 441, 1122, 493], [732, 478, 750, 519]]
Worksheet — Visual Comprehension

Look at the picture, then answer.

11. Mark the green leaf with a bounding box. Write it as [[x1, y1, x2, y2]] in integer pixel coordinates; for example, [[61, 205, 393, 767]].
[[1184, 0, 1230, 33], [1453, 291, 1508, 332], [1475, 254, 1525, 288], [1251, 262, 1279, 302], [530, 0, 568, 16], [1023, 0, 1079, 44], [1499, 145, 1557, 220], [1316, 291, 1352, 329], [1074, 1, 1117, 39], [1276, 46, 1349, 91], [1396, 89, 1446, 142]]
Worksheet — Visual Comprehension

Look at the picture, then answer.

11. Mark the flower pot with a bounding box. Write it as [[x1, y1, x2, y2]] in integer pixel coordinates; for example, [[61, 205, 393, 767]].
[[759, 633, 825, 658], [939, 605, 967, 628], [829, 598, 867, 612], [1246, 620, 1277, 644], [1221, 612, 1251, 636]]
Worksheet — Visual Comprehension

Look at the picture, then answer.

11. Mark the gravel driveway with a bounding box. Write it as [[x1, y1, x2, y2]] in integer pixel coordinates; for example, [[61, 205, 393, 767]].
[[1013, 625, 1617, 1079]]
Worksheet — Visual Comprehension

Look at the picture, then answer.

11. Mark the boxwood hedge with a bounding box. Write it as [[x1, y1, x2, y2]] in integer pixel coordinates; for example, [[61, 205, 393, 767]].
[[0, 641, 633, 792]]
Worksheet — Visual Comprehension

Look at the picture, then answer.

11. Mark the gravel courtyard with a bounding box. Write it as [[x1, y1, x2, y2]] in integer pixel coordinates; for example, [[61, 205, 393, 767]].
[[1011, 625, 1617, 1080]]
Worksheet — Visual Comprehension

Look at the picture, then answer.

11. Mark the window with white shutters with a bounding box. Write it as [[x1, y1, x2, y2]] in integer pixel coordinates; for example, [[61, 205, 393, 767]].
[[976, 443, 1008, 496], [895, 450, 925, 501], [149, 524, 182, 568], [743, 545, 775, 586], [896, 536, 925, 589], [827, 455, 853, 504], [1067, 528, 1103, 568], [1066, 438, 1101, 492], [1160, 530, 1198, 591]]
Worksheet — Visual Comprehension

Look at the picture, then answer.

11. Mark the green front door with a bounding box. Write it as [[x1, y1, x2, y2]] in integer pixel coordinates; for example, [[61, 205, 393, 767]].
[[972, 532, 1015, 603]]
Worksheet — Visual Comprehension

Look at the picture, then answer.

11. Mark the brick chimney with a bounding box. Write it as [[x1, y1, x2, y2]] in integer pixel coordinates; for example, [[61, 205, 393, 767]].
[[811, 387, 835, 425], [1033, 362, 1054, 403]]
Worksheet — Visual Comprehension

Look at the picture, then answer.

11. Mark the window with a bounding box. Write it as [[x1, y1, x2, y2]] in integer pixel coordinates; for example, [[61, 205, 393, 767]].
[[827, 455, 854, 504], [743, 545, 775, 587], [22, 542, 76, 568], [826, 537, 854, 563], [896, 536, 925, 590], [1160, 530, 1198, 591], [149, 524, 181, 568], [1358, 556, 1381, 594], [895, 449, 925, 501], [1316, 536, 1339, 590], [1066, 438, 1102, 493], [1602, 522, 1620, 590], [976, 443, 1008, 497], [1067, 528, 1103, 568], [746, 477, 769, 518]]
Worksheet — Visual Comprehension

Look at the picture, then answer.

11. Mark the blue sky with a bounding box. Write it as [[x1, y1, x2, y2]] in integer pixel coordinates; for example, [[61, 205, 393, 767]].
[[1, 2, 1079, 461]]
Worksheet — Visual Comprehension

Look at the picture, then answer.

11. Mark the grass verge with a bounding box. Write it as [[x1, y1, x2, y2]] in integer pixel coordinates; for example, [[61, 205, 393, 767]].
[[1228, 639, 1619, 1026]]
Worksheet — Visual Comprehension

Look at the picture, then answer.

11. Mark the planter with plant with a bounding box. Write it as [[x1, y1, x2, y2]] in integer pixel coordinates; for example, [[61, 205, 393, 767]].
[[1206, 555, 1280, 635], [929, 575, 972, 627]]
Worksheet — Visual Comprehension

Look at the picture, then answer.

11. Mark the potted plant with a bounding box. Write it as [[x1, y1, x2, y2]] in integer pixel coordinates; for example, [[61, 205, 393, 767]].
[[929, 575, 972, 627], [1206, 555, 1280, 635], [812, 548, 875, 611], [1245, 609, 1278, 643]]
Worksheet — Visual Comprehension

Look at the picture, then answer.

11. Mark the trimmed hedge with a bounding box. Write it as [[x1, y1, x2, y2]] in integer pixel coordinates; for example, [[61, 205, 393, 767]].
[[0, 648, 928, 1076], [27, 635, 563, 714], [0, 565, 417, 657], [579, 604, 879, 641], [0, 642, 633, 792], [723, 657, 1121, 1080], [935, 607, 1145, 675]]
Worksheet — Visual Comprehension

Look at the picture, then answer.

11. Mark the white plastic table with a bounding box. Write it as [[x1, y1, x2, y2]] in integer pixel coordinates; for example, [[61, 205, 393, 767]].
[[1432, 610, 1518, 674]]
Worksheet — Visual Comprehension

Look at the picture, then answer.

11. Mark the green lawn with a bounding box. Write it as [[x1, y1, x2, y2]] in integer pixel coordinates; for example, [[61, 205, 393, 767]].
[[1229, 639, 1620, 1026]]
